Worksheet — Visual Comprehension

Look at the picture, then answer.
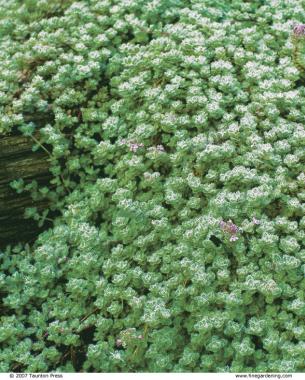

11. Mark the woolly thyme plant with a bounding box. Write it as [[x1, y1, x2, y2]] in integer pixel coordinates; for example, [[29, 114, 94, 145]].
[[0, 0, 305, 373]]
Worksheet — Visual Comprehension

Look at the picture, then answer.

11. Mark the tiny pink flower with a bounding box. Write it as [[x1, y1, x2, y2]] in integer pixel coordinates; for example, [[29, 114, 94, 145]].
[[293, 24, 305, 36], [219, 220, 226, 229], [220, 219, 241, 242], [252, 217, 260, 225], [128, 141, 144, 152], [230, 235, 239, 242], [227, 220, 239, 234], [220, 220, 239, 234]]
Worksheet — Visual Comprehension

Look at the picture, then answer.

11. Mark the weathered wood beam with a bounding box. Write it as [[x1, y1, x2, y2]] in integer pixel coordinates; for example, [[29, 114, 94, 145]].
[[0, 134, 51, 248]]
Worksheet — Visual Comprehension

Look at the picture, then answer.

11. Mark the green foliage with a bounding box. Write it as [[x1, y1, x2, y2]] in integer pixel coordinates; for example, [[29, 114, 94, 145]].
[[0, 0, 305, 373]]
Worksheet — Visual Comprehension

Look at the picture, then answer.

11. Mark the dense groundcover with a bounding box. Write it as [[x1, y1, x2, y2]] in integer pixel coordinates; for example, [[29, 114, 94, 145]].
[[1, 0, 305, 373]]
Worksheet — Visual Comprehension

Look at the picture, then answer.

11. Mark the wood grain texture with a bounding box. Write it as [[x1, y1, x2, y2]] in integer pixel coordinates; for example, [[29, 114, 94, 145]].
[[0, 133, 51, 248]]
